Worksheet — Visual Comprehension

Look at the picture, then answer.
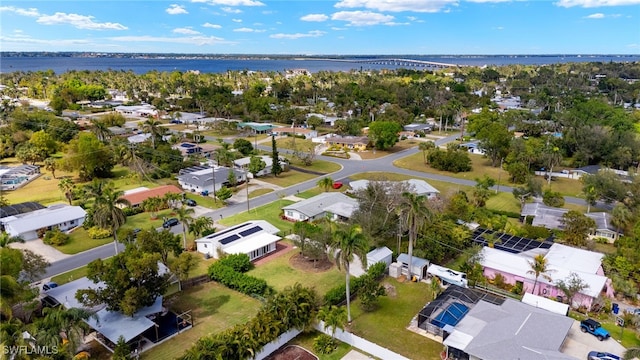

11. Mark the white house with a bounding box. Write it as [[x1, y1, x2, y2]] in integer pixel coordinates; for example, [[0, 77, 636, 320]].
[[177, 166, 246, 194], [1, 204, 86, 240], [114, 104, 157, 117], [282, 192, 358, 222], [195, 220, 281, 261], [233, 155, 287, 178], [349, 179, 440, 199]]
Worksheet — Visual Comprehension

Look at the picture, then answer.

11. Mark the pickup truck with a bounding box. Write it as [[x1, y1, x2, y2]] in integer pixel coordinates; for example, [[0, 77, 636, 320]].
[[580, 319, 610, 341]]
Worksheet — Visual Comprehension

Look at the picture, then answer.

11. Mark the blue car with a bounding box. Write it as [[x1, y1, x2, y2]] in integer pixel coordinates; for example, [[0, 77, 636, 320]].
[[580, 319, 610, 341], [587, 351, 621, 360]]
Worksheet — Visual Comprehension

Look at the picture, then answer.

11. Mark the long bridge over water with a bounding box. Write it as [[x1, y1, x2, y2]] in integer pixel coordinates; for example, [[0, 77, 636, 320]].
[[311, 58, 462, 69]]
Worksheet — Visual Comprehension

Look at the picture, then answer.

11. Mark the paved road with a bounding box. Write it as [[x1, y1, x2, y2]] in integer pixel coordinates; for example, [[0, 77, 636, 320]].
[[40, 132, 593, 279]]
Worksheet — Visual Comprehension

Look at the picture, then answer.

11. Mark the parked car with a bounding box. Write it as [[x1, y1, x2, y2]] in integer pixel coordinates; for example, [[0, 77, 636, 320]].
[[580, 319, 610, 341], [162, 218, 179, 229], [42, 282, 58, 291], [185, 199, 197, 206], [170, 119, 183, 124], [332, 181, 343, 189], [587, 351, 621, 360]]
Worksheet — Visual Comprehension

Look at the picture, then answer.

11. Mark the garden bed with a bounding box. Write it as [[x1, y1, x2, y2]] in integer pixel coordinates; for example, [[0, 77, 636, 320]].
[[266, 345, 318, 360]]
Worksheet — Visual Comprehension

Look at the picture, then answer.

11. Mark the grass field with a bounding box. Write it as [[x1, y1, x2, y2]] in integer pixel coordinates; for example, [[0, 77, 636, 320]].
[[141, 282, 260, 360], [219, 199, 296, 235], [257, 170, 321, 188], [349, 277, 442, 359], [50, 266, 89, 285], [249, 188, 274, 198], [247, 247, 344, 295], [286, 331, 355, 360]]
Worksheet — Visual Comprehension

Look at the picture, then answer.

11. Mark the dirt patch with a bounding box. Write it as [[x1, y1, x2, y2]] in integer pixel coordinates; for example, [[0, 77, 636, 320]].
[[383, 282, 397, 297], [289, 252, 333, 273], [266, 345, 318, 360]]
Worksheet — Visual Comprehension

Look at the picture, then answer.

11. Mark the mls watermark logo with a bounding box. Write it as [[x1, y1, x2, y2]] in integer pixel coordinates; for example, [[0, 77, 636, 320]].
[[3, 345, 59, 356]]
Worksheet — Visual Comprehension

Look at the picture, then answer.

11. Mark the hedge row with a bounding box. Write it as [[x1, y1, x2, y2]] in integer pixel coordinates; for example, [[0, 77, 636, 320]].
[[207, 254, 271, 297]]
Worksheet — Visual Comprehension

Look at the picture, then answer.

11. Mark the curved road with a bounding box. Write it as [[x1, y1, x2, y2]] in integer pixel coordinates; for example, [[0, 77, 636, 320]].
[[40, 133, 589, 279]]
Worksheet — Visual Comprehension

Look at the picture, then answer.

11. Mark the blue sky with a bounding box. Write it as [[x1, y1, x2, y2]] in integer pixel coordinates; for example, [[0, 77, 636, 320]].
[[1, 0, 638, 55]]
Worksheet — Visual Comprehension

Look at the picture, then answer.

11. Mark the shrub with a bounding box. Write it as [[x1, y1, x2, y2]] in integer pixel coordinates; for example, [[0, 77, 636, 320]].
[[367, 262, 387, 280], [511, 282, 523, 295], [217, 253, 254, 273], [492, 273, 507, 290], [87, 226, 112, 239], [201, 228, 216, 237], [542, 190, 565, 207], [313, 334, 337, 354], [43, 228, 70, 246], [208, 261, 271, 296], [123, 207, 143, 216]]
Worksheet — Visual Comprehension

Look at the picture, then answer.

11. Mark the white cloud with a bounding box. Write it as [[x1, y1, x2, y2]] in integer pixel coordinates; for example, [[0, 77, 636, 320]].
[[174, 27, 201, 34], [0, 35, 90, 46], [585, 12, 605, 17], [232, 18, 243, 22], [334, 0, 457, 13], [233, 27, 265, 32], [270, 30, 326, 39], [109, 35, 229, 46], [555, 0, 640, 7], [331, 27, 348, 30], [221, 7, 242, 13], [0, 6, 40, 17], [191, 0, 265, 6], [166, 4, 188, 14], [203, 22, 222, 28], [36, 12, 127, 30], [331, 11, 395, 26], [301, 13, 329, 22]]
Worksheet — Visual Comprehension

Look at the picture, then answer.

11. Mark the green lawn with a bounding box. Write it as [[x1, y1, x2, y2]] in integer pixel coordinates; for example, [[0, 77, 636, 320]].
[[50, 266, 89, 285], [247, 247, 344, 295], [249, 188, 274, 198], [259, 170, 321, 188], [348, 277, 443, 359], [287, 331, 356, 360], [141, 282, 260, 360], [219, 199, 296, 235], [276, 137, 316, 151], [287, 158, 343, 174]]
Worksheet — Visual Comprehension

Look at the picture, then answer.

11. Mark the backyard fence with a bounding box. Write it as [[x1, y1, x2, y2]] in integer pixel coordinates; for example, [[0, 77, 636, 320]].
[[315, 321, 410, 360], [254, 329, 303, 360], [181, 275, 211, 290]]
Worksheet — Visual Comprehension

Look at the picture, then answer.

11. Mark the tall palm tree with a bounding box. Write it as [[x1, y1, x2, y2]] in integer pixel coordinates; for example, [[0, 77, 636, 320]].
[[611, 203, 633, 241], [142, 119, 164, 149], [526, 254, 554, 295], [317, 305, 347, 340], [398, 192, 432, 280], [329, 224, 369, 323], [92, 184, 130, 254], [58, 178, 76, 205], [175, 206, 195, 250], [90, 119, 112, 143], [33, 307, 96, 357]]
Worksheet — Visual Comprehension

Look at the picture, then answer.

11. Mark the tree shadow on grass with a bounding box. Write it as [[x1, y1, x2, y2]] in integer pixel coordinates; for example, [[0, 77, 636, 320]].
[[195, 294, 230, 318]]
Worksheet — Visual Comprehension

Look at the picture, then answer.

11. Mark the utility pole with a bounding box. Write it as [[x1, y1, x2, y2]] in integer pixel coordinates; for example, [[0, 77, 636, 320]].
[[211, 161, 217, 203], [244, 166, 250, 212], [496, 157, 504, 194]]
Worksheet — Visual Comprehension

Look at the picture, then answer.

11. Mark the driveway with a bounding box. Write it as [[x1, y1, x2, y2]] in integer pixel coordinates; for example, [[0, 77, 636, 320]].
[[560, 320, 627, 359], [10, 239, 70, 263]]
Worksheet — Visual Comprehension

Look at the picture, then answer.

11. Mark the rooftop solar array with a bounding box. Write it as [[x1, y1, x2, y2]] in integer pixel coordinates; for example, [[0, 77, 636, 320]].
[[178, 165, 210, 176], [239, 226, 262, 237], [471, 227, 553, 254], [219, 234, 240, 245], [206, 222, 252, 239]]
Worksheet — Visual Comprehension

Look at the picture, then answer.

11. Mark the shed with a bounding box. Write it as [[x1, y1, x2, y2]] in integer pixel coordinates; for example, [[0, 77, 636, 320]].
[[397, 253, 430, 280], [366, 247, 393, 270], [521, 293, 569, 316]]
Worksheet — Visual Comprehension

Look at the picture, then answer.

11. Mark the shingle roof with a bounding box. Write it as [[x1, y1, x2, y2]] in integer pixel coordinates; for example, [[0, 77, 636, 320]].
[[282, 192, 358, 218]]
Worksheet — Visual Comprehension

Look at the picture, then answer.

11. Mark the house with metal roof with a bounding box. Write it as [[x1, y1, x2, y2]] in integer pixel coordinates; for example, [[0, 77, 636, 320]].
[[1, 204, 86, 240], [0, 164, 40, 190], [521, 202, 620, 242], [195, 220, 281, 260], [348, 179, 440, 199], [443, 298, 575, 360], [177, 166, 245, 194], [237, 122, 276, 134], [479, 243, 614, 310], [281, 192, 358, 222]]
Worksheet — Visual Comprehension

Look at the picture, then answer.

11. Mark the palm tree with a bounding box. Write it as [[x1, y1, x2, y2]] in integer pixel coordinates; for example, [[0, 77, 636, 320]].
[[611, 203, 633, 241], [418, 141, 435, 164], [90, 119, 112, 143], [142, 119, 164, 149], [329, 224, 369, 323], [317, 305, 347, 340], [526, 254, 554, 295], [317, 177, 334, 192], [164, 192, 183, 209], [58, 178, 75, 205], [398, 192, 432, 280], [33, 307, 96, 357], [175, 206, 195, 250], [142, 196, 163, 219], [623, 347, 640, 360], [189, 216, 214, 238], [92, 184, 130, 254]]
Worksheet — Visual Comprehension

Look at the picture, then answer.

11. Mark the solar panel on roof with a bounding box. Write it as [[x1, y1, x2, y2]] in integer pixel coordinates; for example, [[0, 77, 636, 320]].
[[239, 226, 262, 237], [207, 222, 252, 239], [219, 234, 241, 245], [471, 227, 551, 254]]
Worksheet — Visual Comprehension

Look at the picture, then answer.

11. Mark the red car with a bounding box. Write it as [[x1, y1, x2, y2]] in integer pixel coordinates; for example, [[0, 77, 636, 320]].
[[332, 182, 343, 189]]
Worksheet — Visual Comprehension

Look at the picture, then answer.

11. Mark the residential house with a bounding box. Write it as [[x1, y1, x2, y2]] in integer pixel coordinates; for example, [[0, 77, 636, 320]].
[[173, 112, 205, 124], [0, 164, 40, 190], [177, 166, 245, 194], [114, 104, 157, 117], [479, 243, 614, 309], [195, 220, 281, 261], [443, 297, 575, 360], [325, 135, 369, 151], [1, 204, 86, 240], [0, 202, 45, 219], [237, 122, 276, 134], [402, 123, 432, 137], [282, 192, 358, 222], [234, 155, 288, 178], [521, 202, 620, 242], [121, 185, 183, 208], [271, 127, 317, 139], [172, 142, 218, 158], [459, 141, 485, 155], [306, 113, 339, 127], [348, 179, 440, 199]]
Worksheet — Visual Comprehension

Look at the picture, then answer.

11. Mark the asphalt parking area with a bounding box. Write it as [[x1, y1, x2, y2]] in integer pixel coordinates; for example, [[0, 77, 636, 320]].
[[560, 320, 627, 359]]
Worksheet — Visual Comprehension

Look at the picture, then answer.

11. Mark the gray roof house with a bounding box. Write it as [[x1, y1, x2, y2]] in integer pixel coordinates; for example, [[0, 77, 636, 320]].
[[443, 298, 576, 360], [521, 202, 619, 242], [177, 166, 245, 194], [1, 204, 86, 240], [349, 179, 440, 199], [282, 192, 358, 222]]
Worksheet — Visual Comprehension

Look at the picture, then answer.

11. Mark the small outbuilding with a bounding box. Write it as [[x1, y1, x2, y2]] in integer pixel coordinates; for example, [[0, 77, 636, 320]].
[[396, 253, 430, 280], [366, 247, 393, 270]]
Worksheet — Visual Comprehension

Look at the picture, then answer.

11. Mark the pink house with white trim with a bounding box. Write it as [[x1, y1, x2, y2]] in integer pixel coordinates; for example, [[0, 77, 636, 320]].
[[480, 243, 614, 310]]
